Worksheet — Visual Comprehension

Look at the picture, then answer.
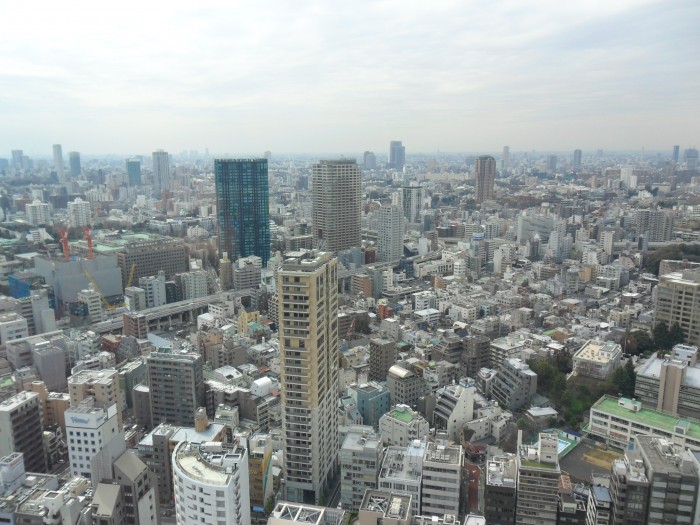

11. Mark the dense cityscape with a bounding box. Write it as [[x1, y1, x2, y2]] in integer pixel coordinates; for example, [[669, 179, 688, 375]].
[[0, 142, 697, 525]]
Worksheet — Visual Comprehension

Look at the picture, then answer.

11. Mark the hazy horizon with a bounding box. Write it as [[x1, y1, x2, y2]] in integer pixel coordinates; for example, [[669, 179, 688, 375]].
[[3, 0, 699, 155]]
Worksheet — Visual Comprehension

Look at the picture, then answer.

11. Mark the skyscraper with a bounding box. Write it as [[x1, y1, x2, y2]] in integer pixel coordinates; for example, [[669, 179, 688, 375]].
[[673, 145, 680, 163], [126, 158, 142, 186], [401, 183, 422, 224], [215, 158, 270, 266], [546, 154, 558, 172], [363, 151, 376, 170], [152, 149, 171, 196], [573, 149, 582, 170], [502, 145, 510, 170], [52, 144, 63, 177], [68, 151, 81, 177], [475, 155, 496, 203], [312, 159, 362, 252], [11, 150, 23, 170], [377, 205, 403, 262], [684, 148, 699, 170], [389, 140, 405, 170], [278, 251, 339, 504]]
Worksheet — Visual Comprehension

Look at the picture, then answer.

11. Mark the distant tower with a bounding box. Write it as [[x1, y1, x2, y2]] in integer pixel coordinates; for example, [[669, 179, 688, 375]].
[[475, 155, 496, 203], [152, 149, 171, 195], [126, 159, 142, 187], [312, 159, 362, 252], [52, 144, 64, 177], [573, 149, 582, 170], [11, 150, 23, 170], [547, 155, 558, 172], [672, 145, 680, 163], [502, 145, 510, 170], [68, 151, 81, 177], [377, 205, 403, 262], [278, 251, 339, 504], [215, 159, 270, 266], [363, 151, 377, 170], [389, 140, 406, 170], [684, 148, 699, 170], [402, 183, 422, 224]]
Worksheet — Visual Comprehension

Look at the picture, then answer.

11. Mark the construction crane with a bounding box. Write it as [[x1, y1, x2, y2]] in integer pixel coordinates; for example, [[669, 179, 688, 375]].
[[83, 227, 94, 259], [83, 268, 115, 311], [59, 229, 70, 261], [126, 263, 137, 288]]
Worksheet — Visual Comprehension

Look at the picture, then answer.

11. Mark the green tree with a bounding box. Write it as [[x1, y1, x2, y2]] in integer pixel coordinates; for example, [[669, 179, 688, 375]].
[[669, 322, 686, 347], [628, 330, 654, 355], [653, 321, 672, 350]]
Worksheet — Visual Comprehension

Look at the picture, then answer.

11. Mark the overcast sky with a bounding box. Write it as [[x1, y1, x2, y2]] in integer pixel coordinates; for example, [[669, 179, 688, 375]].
[[2, 0, 699, 156]]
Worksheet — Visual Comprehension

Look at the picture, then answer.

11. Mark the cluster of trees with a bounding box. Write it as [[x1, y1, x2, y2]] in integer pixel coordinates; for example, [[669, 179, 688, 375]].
[[652, 320, 686, 352], [643, 244, 700, 274], [528, 350, 637, 427]]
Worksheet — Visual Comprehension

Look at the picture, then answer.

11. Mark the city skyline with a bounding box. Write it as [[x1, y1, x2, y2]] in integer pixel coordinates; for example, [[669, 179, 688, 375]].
[[2, 1, 698, 154]]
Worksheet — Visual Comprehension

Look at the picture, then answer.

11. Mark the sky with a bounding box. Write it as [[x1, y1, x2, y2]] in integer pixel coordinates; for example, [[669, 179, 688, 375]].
[[2, 0, 699, 156]]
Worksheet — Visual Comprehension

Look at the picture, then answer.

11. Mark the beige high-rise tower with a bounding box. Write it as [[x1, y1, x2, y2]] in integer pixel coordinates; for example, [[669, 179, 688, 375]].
[[475, 155, 496, 203], [312, 159, 362, 252], [278, 251, 339, 504]]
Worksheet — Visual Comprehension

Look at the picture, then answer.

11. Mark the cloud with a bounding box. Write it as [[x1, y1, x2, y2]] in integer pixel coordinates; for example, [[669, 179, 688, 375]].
[[1, 0, 698, 155]]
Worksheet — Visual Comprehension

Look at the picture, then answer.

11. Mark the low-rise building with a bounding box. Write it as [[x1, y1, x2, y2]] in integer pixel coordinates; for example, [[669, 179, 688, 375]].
[[378, 441, 425, 516], [491, 358, 537, 412], [339, 430, 384, 510], [572, 340, 621, 379], [379, 405, 430, 447], [484, 453, 516, 525]]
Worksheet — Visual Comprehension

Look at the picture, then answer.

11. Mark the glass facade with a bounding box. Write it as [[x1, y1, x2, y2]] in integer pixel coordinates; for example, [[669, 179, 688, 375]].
[[215, 159, 270, 266]]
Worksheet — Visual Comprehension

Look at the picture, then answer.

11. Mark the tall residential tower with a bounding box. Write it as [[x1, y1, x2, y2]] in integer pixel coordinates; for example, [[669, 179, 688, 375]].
[[278, 251, 339, 504], [475, 155, 496, 203], [215, 159, 270, 266], [312, 159, 362, 252], [152, 149, 171, 196]]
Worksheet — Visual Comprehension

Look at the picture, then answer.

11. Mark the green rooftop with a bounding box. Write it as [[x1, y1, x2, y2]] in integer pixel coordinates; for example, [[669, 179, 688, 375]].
[[592, 395, 700, 440], [520, 459, 558, 470], [390, 409, 414, 423]]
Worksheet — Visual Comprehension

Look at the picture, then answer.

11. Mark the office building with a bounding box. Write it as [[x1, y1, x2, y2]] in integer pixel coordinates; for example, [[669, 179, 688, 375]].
[[215, 159, 270, 266], [175, 269, 209, 300], [339, 430, 384, 509], [152, 149, 170, 195], [485, 453, 517, 525], [491, 358, 537, 411], [116, 236, 188, 287], [68, 197, 91, 227], [65, 400, 119, 479], [377, 205, 403, 262], [248, 433, 274, 512], [368, 338, 396, 382], [68, 369, 124, 428], [387, 365, 424, 408], [52, 144, 63, 177], [359, 490, 412, 525], [139, 271, 167, 308], [654, 269, 700, 347], [25, 199, 51, 226], [124, 286, 147, 312], [0, 392, 47, 473], [233, 255, 262, 290], [685, 148, 699, 170], [421, 439, 463, 518], [363, 151, 376, 170], [379, 405, 429, 447], [11, 149, 23, 170], [123, 312, 148, 339], [0, 312, 28, 344], [173, 441, 250, 525], [502, 145, 510, 170], [673, 145, 680, 163], [312, 159, 362, 252], [634, 353, 700, 418], [432, 383, 475, 441], [572, 340, 622, 379], [68, 151, 81, 177], [147, 348, 204, 427], [635, 435, 699, 524], [278, 251, 339, 504], [547, 154, 558, 172], [348, 382, 390, 429], [389, 141, 406, 170], [461, 335, 491, 378], [402, 183, 422, 224], [609, 453, 649, 525], [515, 432, 560, 525], [378, 441, 425, 516], [573, 149, 582, 170], [475, 155, 496, 203], [77, 287, 104, 323], [126, 158, 142, 186]]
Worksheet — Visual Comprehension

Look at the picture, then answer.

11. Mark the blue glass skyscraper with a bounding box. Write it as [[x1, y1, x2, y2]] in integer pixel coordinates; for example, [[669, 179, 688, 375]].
[[215, 158, 270, 266]]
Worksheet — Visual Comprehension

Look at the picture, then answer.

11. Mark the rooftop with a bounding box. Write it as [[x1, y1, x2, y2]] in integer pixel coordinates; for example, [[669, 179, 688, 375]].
[[175, 441, 246, 486], [574, 340, 622, 363], [592, 395, 700, 440]]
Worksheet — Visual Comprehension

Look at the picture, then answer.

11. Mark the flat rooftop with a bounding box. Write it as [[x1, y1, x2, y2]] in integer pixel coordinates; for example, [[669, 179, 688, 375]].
[[592, 396, 700, 440]]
